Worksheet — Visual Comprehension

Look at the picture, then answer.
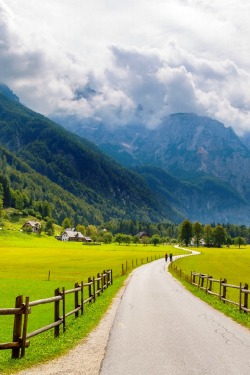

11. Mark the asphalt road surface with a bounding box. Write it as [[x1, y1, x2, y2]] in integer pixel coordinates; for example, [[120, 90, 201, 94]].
[[100, 258, 250, 375]]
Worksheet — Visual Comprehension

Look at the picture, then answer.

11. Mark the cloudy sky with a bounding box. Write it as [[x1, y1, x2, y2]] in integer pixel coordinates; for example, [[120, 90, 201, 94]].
[[1, 0, 250, 135]]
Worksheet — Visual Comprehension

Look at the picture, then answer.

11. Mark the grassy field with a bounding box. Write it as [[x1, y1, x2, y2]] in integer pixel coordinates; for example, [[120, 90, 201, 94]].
[[170, 245, 250, 329], [1, 228, 250, 373], [174, 245, 250, 286], [0, 229, 185, 373]]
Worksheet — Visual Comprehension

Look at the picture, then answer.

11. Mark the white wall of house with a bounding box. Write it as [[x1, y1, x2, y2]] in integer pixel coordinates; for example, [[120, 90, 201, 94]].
[[62, 233, 69, 241]]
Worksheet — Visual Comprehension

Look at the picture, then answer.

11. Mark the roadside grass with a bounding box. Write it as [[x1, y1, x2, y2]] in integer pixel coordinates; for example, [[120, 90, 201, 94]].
[[0, 230, 186, 373], [169, 245, 250, 329]]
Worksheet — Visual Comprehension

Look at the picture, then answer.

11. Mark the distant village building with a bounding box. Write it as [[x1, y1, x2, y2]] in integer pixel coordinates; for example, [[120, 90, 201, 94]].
[[21, 221, 41, 233], [137, 231, 150, 241]]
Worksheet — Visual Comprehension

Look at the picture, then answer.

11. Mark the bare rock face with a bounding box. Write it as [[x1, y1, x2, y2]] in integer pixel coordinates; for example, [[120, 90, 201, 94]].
[[140, 114, 250, 200]]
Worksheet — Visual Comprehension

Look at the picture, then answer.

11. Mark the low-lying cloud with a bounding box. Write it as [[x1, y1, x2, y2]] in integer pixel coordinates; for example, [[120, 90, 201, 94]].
[[1, 0, 250, 136]]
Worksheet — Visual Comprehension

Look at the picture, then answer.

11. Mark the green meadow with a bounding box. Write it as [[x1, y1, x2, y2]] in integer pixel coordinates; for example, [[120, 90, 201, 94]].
[[0, 229, 184, 373], [174, 245, 250, 287], [1, 229, 250, 373], [171, 245, 250, 329]]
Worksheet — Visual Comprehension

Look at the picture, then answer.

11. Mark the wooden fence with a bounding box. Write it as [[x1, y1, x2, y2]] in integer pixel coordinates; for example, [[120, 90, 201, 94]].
[[121, 254, 162, 275], [170, 263, 249, 314], [0, 269, 112, 359]]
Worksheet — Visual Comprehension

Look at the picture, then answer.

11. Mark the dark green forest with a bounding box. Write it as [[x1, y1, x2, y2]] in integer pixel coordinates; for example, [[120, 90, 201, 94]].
[[0, 86, 173, 224]]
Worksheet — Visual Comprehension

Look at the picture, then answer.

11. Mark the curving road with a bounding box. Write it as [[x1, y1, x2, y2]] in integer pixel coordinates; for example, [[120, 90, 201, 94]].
[[100, 258, 250, 375]]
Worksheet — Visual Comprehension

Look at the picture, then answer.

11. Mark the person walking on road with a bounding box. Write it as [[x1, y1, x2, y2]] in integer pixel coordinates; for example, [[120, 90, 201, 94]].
[[169, 253, 173, 262], [165, 253, 168, 262]]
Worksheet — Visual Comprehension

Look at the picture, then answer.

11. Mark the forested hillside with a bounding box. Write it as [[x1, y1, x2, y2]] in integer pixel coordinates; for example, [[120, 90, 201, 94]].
[[0, 85, 177, 225]]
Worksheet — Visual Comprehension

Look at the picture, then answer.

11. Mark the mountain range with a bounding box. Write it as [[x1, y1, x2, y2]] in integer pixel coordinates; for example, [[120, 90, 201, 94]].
[[1, 83, 250, 225], [53, 112, 250, 225]]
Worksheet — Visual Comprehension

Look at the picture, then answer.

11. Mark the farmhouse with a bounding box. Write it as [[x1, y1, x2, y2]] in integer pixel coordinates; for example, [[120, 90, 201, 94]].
[[137, 231, 150, 240], [61, 229, 92, 242], [21, 221, 41, 233]]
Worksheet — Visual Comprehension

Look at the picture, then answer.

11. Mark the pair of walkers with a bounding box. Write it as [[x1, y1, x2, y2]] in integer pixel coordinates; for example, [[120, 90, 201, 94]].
[[165, 253, 172, 262]]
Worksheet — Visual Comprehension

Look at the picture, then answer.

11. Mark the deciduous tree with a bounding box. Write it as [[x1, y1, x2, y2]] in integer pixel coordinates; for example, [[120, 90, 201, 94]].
[[204, 224, 213, 247], [213, 225, 226, 248], [179, 219, 193, 246], [193, 221, 204, 247], [234, 236, 246, 248]]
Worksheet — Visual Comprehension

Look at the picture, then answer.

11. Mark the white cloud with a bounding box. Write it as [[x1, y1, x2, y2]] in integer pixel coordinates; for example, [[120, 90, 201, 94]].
[[0, 0, 250, 135]]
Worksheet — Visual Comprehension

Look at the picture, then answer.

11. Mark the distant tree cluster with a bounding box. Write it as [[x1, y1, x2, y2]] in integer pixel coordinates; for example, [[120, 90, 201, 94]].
[[178, 219, 248, 247]]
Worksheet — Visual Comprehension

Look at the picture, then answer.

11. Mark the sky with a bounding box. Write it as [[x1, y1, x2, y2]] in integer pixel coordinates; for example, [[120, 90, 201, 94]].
[[1, 0, 250, 135]]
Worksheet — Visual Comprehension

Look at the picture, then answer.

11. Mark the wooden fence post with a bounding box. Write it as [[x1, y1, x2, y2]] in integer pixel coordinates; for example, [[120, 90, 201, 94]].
[[97, 273, 100, 296], [62, 287, 66, 332], [75, 283, 79, 316], [243, 283, 248, 313], [198, 274, 201, 289], [201, 275, 204, 289], [239, 282, 242, 312], [107, 270, 110, 287], [219, 278, 222, 299], [12, 295, 23, 359], [101, 273, 104, 293], [104, 270, 107, 288], [81, 281, 84, 315], [222, 279, 227, 302], [88, 277, 92, 302], [205, 275, 209, 293], [209, 276, 213, 293], [54, 288, 60, 338], [92, 277, 96, 302], [111, 269, 113, 285], [21, 296, 30, 358]]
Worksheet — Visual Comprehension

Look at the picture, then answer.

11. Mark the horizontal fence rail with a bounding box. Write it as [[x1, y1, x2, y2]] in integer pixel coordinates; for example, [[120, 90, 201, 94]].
[[0, 269, 112, 359], [170, 263, 249, 314]]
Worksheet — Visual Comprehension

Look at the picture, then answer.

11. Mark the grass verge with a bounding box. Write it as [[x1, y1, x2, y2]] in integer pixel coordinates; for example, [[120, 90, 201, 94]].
[[169, 266, 250, 330]]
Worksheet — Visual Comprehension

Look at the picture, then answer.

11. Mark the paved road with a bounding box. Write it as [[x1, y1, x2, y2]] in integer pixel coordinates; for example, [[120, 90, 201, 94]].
[[100, 258, 250, 375]]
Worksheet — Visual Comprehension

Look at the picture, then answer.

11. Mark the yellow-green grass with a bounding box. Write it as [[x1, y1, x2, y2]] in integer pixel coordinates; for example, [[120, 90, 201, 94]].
[[171, 245, 250, 328], [174, 245, 250, 287], [0, 230, 186, 373]]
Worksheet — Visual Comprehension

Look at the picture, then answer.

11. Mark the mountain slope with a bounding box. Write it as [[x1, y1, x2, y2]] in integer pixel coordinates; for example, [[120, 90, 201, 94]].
[[0, 144, 102, 224], [136, 166, 249, 224], [0, 85, 175, 223], [53, 112, 250, 224]]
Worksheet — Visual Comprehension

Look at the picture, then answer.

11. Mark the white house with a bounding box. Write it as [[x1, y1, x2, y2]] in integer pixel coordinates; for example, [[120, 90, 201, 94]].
[[61, 230, 92, 242]]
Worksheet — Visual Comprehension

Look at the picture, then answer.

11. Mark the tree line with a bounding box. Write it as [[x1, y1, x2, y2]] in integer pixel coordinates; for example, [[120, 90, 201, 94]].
[[60, 217, 249, 247]]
